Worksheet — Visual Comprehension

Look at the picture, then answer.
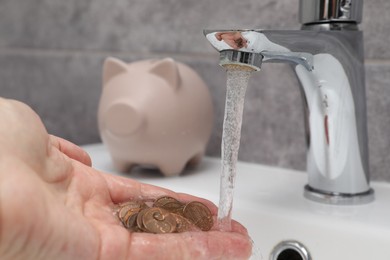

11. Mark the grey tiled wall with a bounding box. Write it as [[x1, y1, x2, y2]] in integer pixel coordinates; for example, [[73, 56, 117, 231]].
[[1, 0, 389, 181]]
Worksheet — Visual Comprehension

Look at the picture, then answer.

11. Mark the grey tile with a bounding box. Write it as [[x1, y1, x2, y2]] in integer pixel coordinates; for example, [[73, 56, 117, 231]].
[[366, 62, 390, 182], [190, 59, 307, 171], [0, 50, 225, 146], [238, 64, 306, 171], [1, 0, 389, 59], [0, 50, 104, 144], [0, 0, 299, 54], [362, 0, 390, 59]]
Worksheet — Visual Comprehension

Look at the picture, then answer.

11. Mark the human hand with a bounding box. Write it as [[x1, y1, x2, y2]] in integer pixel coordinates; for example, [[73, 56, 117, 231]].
[[0, 98, 252, 260]]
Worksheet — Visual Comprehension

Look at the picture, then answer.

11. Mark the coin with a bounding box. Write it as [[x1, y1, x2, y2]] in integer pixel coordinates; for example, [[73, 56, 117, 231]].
[[154, 196, 180, 207], [173, 213, 200, 233], [183, 201, 214, 231], [116, 198, 214, 234], [142, 207, 177, 234], [118, 201, 145, 227], [153, 196, 185, 214], [125, 212, 139, 230], [136, 208, 148, 232]]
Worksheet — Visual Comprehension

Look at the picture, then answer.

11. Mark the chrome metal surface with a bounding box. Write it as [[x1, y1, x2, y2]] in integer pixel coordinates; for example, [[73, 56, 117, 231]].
[[270, 240, 311, 260], [204, 1, 373, 205], [300, 0, 363, 25], [301, 22, 359, 31], [219, 50, 263, 71], [304, 185, 375, 205], [262, 51, 314, 71], [218, 49, 314, 72], [205, 30, 314, 71]]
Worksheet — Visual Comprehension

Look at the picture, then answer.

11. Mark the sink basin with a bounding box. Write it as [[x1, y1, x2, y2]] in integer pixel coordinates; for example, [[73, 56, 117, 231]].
[[83, 143, 390, 260]]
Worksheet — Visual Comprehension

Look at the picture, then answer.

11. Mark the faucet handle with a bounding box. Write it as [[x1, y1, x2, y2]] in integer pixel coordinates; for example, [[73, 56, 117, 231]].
[[299, 0, 363, 25]]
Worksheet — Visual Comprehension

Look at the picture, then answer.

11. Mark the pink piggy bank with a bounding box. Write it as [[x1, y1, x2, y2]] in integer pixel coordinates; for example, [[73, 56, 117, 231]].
[[98, 57, 214, 176]]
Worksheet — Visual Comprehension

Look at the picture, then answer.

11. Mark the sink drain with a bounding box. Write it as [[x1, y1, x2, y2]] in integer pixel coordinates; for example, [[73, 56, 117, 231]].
[[270, 240, 311, 260]]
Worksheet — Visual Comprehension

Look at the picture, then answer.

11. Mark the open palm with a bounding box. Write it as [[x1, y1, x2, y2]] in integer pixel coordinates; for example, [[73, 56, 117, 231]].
[[0, 98, 251, 260]]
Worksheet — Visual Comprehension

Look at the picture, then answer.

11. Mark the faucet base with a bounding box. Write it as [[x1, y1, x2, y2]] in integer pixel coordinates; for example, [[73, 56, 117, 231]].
[[304, 185, 374, 205]]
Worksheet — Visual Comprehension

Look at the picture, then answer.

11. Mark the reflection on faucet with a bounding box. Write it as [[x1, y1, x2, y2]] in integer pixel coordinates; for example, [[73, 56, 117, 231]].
[[204, 1, 374, 205], [206, 30, 289, 53], [215, 31, 248, 49]]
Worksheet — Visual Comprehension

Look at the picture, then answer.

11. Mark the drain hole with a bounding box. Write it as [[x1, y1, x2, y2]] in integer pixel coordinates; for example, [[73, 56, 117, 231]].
[[277, 248, 304, 260], [270, 240, 311, 260]]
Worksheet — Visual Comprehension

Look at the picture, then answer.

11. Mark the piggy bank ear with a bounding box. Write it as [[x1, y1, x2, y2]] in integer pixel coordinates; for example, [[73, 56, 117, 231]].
[[103, 57, 128, 86], [150, 58, 181, 89]]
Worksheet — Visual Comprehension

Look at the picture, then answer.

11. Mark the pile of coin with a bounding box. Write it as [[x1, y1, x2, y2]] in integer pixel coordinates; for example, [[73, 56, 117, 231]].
[[116, 196, 214, 234]]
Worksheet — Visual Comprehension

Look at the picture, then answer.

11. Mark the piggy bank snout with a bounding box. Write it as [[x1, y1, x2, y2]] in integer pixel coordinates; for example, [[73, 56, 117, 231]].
[[102, 101, 143, 137]]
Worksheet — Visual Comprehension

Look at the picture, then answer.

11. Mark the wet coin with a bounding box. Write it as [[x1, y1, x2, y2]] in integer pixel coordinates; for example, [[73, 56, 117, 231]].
[[118, 201, 146, 208], [154, 196, 180, 207], [118, 202, 145, 226], [173, 213, 200, 233], [116, 198, 214, 234], [125, 212, 139, 230], [153, 196, 185, 213], [142, 207, 177, 234], [136, 208, 148, 232], [183, 201, 213, 231], [118, 202, 145, 216]]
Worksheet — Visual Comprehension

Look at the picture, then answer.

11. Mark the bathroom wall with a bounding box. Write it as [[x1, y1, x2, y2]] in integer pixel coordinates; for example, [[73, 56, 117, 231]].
[[1, 0, 389, 181]]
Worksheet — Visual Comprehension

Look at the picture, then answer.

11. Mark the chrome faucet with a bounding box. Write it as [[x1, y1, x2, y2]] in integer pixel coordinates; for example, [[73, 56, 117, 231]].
[[204, 0, 374, 205]]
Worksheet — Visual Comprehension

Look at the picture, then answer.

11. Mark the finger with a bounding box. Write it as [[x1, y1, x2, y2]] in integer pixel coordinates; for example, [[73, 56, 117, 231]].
[[128, 231, 252, 260], [49, 135, 92, 166]]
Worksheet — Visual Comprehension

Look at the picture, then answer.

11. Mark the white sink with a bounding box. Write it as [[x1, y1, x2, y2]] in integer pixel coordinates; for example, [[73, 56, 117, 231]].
[[83, 143, 390, 260]]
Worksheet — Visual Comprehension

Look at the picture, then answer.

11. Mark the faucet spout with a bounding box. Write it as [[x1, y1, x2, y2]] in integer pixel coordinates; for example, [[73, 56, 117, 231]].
[[219, 49, 263, 71], [204, 23, 374, 205], [204, 30, 314, 72]]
